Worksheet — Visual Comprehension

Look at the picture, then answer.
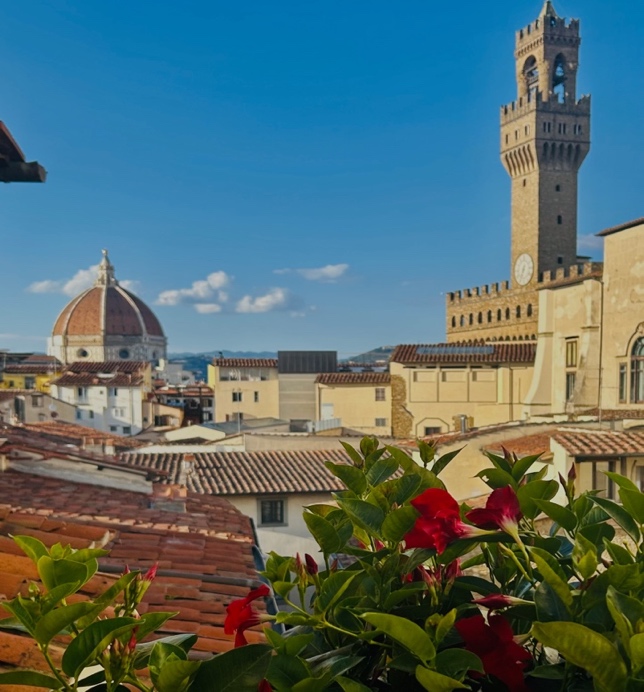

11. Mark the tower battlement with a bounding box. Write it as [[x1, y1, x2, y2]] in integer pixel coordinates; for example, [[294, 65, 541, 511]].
[[448, 261, 602, 305], [500, 93, 591, 125]]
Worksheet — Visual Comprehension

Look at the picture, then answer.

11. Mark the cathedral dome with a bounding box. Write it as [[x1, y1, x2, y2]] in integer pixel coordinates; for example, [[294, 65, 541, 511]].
[[49, 250, 167, 364]]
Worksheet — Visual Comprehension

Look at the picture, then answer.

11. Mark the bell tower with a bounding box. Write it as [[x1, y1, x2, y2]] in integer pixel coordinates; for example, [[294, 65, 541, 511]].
[[500, 1, 591, 288]]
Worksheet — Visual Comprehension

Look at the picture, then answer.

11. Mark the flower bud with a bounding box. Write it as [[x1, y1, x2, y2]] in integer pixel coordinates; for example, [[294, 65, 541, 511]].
[[143, 563, 158, 582], [304, 554, 318, 576]]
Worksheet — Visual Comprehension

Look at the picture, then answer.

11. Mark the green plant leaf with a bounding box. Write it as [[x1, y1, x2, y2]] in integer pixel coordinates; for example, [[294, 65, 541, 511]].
[[535, 581, 571, 622], [340, 499, 385, 537], [532, 621, 628, 692], [37, 556, 89, 592], [303, 512, 342, 554], [529, 547, 572, 607], [619, 488, 644, 525], [325, 461, 367, 496], [511, 453, 543, 481], [340, 441, 365, 467], [533, 499, 577, 531], [362, 612, 435, 664], [630, 633, 644, 675], [135, 610, 179, 641], [61, 617, 138, 678], [590, 496, 641, 543], [316, 571, 357, 614], [192, 643, 273, 692], [381, 506, 418, 543], [435, 609, 457, 645], [76, 571, 140, 629], [12, 535, 49, 564], [415, 665, 468, 691], [603, 539, 634, 565], [484, 450, 513, 475], [604, 472, 639, 492], [385, 445, 416, 473], [0, 670, 63, 688], [387, 474, 422, 505], [435, 649, 484, 679], [365, 456, 399, 487], [336, 676, 373, 692], [155, 659, 200, 692], [431, 448, 463, 477], [517, 480, 558, 519], [34, 601, 99, 646], [475, 467, 516, 490], [267, 654, 311, 689]]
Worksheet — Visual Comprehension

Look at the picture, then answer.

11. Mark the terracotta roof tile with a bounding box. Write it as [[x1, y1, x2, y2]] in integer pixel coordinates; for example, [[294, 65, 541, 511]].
[[486, 433, 554, 458], [390, 341, 536, 365], [554, 430, 644, 457], [124, 448, 350, 495], [21, 421, 147, 449], [212, 358, 278, 368], [596, 217, 644, 237], [316, 372, 391, 385], [579, 408, 644, 420]]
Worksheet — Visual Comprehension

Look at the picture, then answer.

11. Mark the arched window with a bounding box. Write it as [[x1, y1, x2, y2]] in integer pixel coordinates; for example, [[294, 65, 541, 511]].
[[460, 315, 465, 327], [553, 54, 566, 103], [469, 313, 473, 325], [497, 309, 502, 321], [505, 307, 510, 320], [487, 310, 492, 323], [523, 56, 539, 99], [516, 305, 521, 318], [527, 303, 533, 317], [451, 316, 456, 328], [631, 338, 644, 402], [478, 312, 483, 324]]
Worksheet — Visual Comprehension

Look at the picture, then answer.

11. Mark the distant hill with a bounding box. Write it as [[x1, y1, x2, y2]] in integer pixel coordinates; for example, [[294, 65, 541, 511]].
[[168, 350, 277, 380], [169, 347, 394, 380]]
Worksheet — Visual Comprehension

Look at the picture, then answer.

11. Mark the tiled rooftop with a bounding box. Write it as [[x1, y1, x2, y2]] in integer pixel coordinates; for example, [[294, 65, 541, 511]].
[[390, 341, 537, 365], [554, 429, 644, 457], [596, 217, 644, 237], [580, 408, 644, 420], [485, 432, 554, 458], [212, 358, 278, 368], [21, 421, 147, 450], [124, 448, 350, 495], [0, 468, 262, 675], [316, 372, 391, 385], [2, 363, 61, 374]]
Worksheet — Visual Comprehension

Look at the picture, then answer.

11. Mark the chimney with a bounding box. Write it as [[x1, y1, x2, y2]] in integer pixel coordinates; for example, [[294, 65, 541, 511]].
[[149, 482, 188, 513]]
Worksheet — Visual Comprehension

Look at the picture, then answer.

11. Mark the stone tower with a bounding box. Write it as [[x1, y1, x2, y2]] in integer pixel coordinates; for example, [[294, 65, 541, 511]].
[[500, 1, 590, 288]]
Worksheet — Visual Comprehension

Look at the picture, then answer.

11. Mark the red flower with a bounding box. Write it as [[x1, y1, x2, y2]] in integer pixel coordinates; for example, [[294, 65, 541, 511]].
[[466, 486, 522, 535], [455, 614, 531, 691], [404, 489, 472, 553], [472, 594, 529, 610], [304, 554, 318, 576], [143, 562, 158, 582], [258, 680, 272, 692], [224, 583, 270, 647]]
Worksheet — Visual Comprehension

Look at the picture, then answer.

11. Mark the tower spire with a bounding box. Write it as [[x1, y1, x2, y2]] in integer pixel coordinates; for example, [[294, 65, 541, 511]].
[[95, 249, 117, 286], [540, 1, 558, 18]]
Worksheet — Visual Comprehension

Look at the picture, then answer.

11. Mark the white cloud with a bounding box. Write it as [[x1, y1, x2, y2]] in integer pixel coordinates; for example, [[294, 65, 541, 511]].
[[27, 264, 139, 296], [273, 263, 349, 282], [236, 288, 290, 314], [578, 234, 603, 252], [156, 271, 231, 306], [195, 303, 222, 314]]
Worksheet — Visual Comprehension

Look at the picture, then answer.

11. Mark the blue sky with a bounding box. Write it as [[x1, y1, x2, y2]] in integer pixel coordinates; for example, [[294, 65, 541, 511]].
[[1, 0, 641, 358]]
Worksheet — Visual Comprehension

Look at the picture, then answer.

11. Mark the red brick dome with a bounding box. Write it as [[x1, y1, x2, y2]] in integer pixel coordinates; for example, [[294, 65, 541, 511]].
[[52, 251, 164, 340]]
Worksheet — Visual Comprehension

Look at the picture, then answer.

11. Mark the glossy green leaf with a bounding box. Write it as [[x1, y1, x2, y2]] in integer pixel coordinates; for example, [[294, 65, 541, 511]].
[[12, 535, 48, 564], [511, 453, 543, 481], [0, 670, 63, 688], [365, 456, 399, 487], [340, 441, 365, 467], [483, 450, 513, 475], [435, 609, 457, 645], [317, 571, 357, 614], [603, 539, 634, 565], [435, 649, 484, 679], [61, 617, 138, 677], [341, 499, 385, 537], [381, 506, 418, 543], [590, 496, 641, 542], [432, 448, 463, 477], [604, 472, 639, 491], [134, 610, 178, 641], [517, 480, 558, 519], [336, 676, 373, 692], [34, 601, 99, 645], [76, 571, 139, 629], [415, 665, 468, 691], [325, 462, 367, 496], [37, 556, 88, 592], [529, 547, 572, 607], [532, 621, 628, 692], [192, 643, 273, 691], [630, 633, 644, 674], [535, 581, 571, 622], [385, 445, 416, 473], [362, 612, 435, 664], [267, 654, 310, 689], [387, 474, 422, 505], [303, 512, 342, 554], [620, 488, 644, 525], [572, 532, 598, 580], [154, 659, 200, 692], [533, 499, 577, 531], [475, 467, 516, 490]]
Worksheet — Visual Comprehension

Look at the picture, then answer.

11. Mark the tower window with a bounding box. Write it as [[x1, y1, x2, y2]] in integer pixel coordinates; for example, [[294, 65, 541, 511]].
[[469, 313, 473, 325], [460, 315, 464, 327], [451, 316, 456, 328], [631, 339, 644, 403], [553, 54, 566, 103], [543, 122, 552, 133], [523, 56, 539, 99], [557, 215, 563, 225], [558, 122, 567, 134], [497, 309, 502, 321], [505, 307, 510, 320], [478, 312, 483, 324], [515, 130, 519, 141], [558, 256, 564, 264], [524, 125, 530, 136], [505, 134, 509, 144], [487, 310, 492, 323], [555, 184, 561, 192], [523, 179, 527, 187], [527, 304, 533, 317], [516, 306, 521, 318]]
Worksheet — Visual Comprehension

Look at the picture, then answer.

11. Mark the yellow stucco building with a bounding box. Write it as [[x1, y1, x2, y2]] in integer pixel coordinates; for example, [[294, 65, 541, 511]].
[[0, 355, 62, 394]]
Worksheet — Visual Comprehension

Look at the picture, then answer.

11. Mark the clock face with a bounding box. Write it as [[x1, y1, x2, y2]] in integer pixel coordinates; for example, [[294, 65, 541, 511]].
[[514, 253, 534, 286]]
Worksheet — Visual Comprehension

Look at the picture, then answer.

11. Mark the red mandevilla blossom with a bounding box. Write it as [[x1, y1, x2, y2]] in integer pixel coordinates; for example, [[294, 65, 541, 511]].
[[224, 583, 270, 647], [403, 488, 471, 553], [466, 486, 522, 535], [455, 614, 531, 691], [304, 553, 318, 576], [472, 594, 530, 610], [258, 680, 273, 692]]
